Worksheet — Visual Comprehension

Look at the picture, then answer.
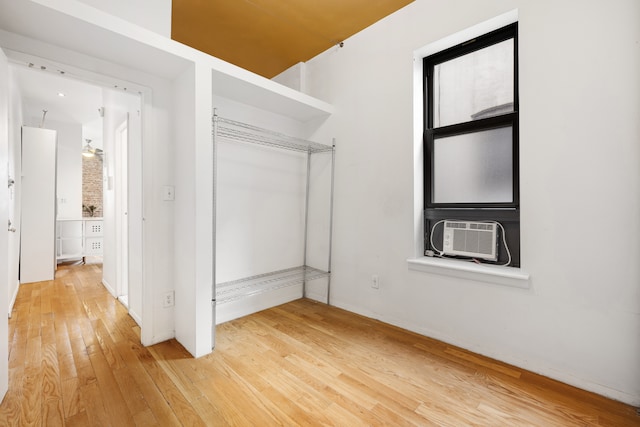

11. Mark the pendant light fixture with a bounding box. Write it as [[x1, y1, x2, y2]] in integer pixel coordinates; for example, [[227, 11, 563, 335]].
[[82, 139, 95, 157]]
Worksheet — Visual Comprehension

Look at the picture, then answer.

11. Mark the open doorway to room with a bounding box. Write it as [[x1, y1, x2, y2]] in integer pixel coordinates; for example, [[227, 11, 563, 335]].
[[9, 57, 143, 327]]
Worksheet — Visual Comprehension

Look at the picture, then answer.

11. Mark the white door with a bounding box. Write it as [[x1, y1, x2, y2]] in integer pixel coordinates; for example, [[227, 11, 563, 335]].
[[20, 127, 57, 283], [0, 46, 11, 403]]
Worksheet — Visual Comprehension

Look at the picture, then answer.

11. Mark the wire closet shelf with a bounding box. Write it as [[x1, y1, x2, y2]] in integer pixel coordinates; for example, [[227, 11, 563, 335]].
[[212, 113, 335, 312], [215, 116, 333, 154]]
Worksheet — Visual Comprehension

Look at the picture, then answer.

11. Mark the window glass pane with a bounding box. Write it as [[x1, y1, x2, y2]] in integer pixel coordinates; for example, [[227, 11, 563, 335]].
[[432, 127, 512, 204], [433, 39, 514, 127]]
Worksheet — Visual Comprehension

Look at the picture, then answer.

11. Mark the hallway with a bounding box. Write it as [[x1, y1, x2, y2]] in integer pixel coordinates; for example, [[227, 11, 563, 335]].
[[0, 263, 196, 426]]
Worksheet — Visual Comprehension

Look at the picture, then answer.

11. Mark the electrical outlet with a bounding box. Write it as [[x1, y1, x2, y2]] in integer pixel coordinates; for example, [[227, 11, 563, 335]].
[[372, 274, 380, 289], [163, 291, 174, 307]]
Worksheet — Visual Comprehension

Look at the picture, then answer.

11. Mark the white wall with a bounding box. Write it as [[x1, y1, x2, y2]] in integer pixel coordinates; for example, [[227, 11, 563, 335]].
[[173, 63, 197, 354], [76, 0, 171, 37], [272, 62, 306, 92], [214, 100, 308, 284], [141, 75, 177, 345], [304, 0, 640, 405]]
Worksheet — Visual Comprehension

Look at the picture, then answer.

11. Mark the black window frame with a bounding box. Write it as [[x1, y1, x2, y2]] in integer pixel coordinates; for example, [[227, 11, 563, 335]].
[[423, 23, 520, 266]]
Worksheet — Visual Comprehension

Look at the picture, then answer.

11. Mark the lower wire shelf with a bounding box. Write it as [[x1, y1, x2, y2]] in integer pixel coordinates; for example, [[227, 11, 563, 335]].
[[215, 265, 329, 304]]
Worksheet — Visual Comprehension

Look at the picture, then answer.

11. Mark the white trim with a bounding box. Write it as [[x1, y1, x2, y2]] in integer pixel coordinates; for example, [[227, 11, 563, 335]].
[[414, 9, 518, 59], [407, 257, 530, 289], [129, 309, 142, 328], [101, 278, 116, 297], [8, 280, 19, 318], [150, 329, 175, 346], [139, 89, 154, 347]]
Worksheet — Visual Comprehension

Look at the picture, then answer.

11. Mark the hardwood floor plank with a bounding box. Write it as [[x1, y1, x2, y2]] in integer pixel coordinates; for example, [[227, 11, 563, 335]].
[[189, 396, 227, 426], [57, 352, 77, 383], [42, 398, 65, 427], [132, 408, 160, 426], [79, 380, 111, 427], [93, 318, 126, 369], [1, 264, 638, 426], [193, 368, 269, 426], [146, 343, 205, 403], [64, 408, 90, 427], [112, 339, 184, 427], [87, 348, 136, 427], [0, 388, 22, 427], [41, 342, 65, 426], [21, 370, 42, 426], [134, 345, 208, 426], [61, 377, 82, 418], [111, 366, 150, 418], [218, 350, 330, 425]]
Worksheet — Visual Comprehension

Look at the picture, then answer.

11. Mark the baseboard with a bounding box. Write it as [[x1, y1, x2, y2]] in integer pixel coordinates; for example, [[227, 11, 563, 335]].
[[129, 309, 142, 327], [8, 281, 19, 318], [149, 330, 175, 346], [304, 276, 330, 304], [304, 290, 329, 304], [101, 278, 116, 298], [329, 297, 640, 407]]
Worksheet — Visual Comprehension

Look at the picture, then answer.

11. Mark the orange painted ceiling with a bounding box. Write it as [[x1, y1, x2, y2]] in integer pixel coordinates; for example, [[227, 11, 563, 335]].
[[171, 0, 414, 79]]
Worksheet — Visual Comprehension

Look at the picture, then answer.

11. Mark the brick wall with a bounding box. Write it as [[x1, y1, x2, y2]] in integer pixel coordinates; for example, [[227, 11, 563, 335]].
[[82, 155, 103, 217]]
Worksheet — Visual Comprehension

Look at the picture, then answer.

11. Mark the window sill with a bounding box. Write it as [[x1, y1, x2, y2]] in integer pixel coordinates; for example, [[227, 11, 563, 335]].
[[407, 256, 530, 289]]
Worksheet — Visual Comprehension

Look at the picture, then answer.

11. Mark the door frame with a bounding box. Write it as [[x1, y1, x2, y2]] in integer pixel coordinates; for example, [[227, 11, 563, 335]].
[[4, 50, 153, 346], [115, 117, 129, 307]]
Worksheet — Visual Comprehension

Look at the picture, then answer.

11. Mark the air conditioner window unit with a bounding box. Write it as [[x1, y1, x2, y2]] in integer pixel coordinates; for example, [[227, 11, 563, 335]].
[[442, 220, 498, 261]]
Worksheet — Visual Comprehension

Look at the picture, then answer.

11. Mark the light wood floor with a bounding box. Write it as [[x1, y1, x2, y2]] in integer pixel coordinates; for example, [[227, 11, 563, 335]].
[[0, 263, 638, 426]]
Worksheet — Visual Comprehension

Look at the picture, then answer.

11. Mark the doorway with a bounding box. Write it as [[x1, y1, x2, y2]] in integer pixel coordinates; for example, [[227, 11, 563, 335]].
[[8, 57, 144, 327]]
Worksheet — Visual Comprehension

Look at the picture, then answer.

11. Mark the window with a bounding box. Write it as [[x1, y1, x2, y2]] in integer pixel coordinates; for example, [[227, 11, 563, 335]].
[[423, 23, 520, 267]]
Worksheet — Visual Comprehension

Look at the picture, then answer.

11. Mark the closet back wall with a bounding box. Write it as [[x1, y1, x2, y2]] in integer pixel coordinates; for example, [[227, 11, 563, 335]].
[[214, 97, 313, 285]]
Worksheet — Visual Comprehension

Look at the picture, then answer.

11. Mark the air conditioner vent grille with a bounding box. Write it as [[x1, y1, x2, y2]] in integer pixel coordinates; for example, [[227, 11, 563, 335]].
[[443, 220, 498, 261]]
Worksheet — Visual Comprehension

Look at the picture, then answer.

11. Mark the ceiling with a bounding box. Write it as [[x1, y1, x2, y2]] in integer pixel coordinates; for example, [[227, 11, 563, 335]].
[[14, 65, 103, 125], [11, 64, 104, 146], [171, 0, 414, 79]]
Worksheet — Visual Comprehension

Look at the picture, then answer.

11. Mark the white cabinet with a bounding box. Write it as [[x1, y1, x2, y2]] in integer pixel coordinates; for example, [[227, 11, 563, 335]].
[[56, 218, 103, 262], [84, 220, 104, 255], [56, 220, 83, 260]]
